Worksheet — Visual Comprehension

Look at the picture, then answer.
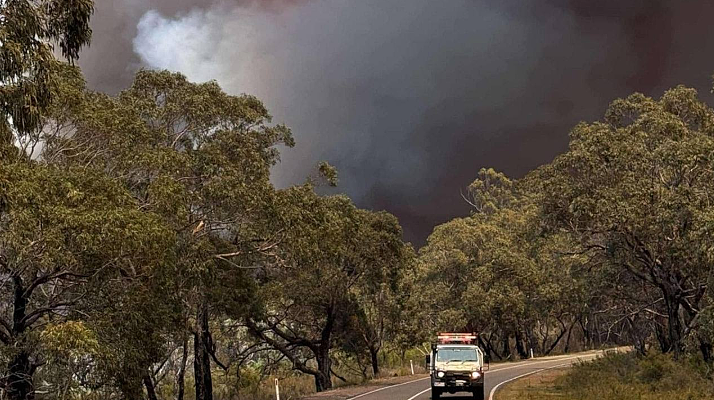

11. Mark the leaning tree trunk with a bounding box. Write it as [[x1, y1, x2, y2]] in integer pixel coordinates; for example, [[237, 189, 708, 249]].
[[194, 301, 213, 400], [481, 335, 501, 361], [564, 321, 574, 353], [143, 374, 159, 400]]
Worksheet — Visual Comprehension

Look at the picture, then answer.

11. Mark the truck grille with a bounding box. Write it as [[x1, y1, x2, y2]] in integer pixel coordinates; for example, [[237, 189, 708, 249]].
[[445, 372, 471, 380]]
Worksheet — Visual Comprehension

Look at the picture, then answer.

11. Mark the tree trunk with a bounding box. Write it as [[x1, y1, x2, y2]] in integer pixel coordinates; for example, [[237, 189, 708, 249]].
[[177, 336, 189, 400], [699, 335, 713, 362], [369, 345, 380, 377], [502, 334, 511, 360], [314, 348, 332, 392], [143, 374, 159, 400], [578, 317, 591, 350], [665, 294, 684, 358], [314, 306, 335, 392], [481, 335, 501, 361], [564, 321, 574, 353], [194, 302, 213, 400], [7, 350, 34, 400], [514, 330, 528, 359], [544, 319, 569, 356], [7, 276, 34, 400], [654, 319, 671, 353]]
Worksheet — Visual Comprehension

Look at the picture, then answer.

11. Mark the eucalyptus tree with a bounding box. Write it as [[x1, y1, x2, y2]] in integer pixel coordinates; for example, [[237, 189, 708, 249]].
[[247, 186, 408, 391], [340, 210, 412, 377], [416, 168, 590, 360], [538, 87, 714, 358], [0, 0, 93, 158], [44, 69, 294, 399], [416, 211, 538, 358], [0, 163, 173, 400]]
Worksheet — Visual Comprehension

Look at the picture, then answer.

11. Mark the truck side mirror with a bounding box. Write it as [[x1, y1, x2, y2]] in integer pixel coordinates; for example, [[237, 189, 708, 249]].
[[425, 354, 431, 370], [484, 355, 490, 371]]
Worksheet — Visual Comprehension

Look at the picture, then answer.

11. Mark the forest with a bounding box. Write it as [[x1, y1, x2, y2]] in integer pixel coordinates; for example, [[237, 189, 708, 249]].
[[3, 1, 714, 399]]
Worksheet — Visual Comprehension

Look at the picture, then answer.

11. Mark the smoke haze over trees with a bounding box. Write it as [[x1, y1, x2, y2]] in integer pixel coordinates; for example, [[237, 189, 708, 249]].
[[79, 0, 714, 244]]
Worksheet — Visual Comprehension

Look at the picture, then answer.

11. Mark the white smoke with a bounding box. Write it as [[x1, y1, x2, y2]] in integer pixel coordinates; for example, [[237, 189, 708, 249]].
[[130, 1, 525, 193], [133, 4, 310, 187]]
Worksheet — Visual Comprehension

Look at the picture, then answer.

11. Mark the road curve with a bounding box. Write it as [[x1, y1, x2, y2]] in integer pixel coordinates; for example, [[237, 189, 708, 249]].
[[347, 350, 603, 400]]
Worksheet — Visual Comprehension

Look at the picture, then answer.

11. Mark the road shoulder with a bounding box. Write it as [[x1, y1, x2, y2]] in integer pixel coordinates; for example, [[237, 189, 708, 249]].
[[300, 374, 429, 400]]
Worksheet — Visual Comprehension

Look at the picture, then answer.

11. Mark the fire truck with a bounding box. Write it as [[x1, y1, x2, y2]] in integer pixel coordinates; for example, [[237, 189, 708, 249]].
[[425, 333, 487, 400]]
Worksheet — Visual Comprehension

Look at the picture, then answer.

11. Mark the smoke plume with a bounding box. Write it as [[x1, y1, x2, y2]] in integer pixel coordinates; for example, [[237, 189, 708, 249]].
[[79, 0, 714, 244]]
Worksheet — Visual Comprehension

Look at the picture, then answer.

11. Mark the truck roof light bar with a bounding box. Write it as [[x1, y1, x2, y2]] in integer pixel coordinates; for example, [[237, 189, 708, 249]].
[[437, 332, 478, 344]]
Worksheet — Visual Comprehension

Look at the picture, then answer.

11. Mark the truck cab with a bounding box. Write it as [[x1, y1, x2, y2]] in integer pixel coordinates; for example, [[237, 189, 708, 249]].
[[426, 333, 486, 400]]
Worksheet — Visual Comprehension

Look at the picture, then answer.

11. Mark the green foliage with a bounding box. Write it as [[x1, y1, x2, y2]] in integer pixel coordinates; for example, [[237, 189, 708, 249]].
[[0, 0, 93, 139], [538, 86, 714, 355], [318, 161, 339, 186], [41, 321, 101, 359], [0, 161, 174, 399], [415, 82, 714, 364], [248, 184, 411, 390], [39, 67, 296, 397], [465, 168, 515, 215], [414, 168, 587, 359]]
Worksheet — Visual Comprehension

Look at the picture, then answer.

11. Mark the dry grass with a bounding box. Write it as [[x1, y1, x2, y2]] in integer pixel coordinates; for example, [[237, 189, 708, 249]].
[[498, 352, 714, 400], [498, 368, 569, 400]]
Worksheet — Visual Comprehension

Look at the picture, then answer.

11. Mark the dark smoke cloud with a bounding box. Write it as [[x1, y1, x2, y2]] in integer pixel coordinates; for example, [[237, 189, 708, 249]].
[[79, 0, 714, 245]]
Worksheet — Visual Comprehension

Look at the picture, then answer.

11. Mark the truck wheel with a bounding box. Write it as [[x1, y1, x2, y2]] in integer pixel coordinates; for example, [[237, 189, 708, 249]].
[[473, 385, 485, 400], [431, 387, 441, 399]]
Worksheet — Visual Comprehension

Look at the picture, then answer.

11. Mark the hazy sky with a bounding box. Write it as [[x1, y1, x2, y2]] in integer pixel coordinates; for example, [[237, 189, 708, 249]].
[[79, 0, 714, 245]]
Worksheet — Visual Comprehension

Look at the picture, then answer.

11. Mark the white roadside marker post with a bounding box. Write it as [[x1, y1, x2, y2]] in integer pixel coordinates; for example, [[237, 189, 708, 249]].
[[410, 360, 414, 375], [530, 348, 534, 359], [275, 378, 280, 400]]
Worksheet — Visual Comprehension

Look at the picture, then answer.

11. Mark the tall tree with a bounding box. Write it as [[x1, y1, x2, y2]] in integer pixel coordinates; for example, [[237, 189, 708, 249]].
[[43, 69, 294, 399], [538, 87, 714, 357], [341, 210, 412, 377]]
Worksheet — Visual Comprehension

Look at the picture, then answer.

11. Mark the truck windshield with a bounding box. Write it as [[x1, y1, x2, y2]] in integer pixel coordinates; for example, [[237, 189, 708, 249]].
[[436, 348, 478, 362]]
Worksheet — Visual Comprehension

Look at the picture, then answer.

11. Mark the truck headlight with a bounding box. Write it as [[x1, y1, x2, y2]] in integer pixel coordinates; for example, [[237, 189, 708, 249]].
[[471, 371, 481, 379], [436, 371, 445, 378]]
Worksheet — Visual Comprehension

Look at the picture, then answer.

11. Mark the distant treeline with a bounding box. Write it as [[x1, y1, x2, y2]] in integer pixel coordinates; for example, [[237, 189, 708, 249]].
[[3, 2, 714, 400]]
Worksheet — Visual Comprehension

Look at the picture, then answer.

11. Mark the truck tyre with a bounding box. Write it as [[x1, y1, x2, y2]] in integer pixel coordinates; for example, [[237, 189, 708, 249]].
[[473, 384, 485, 400], [431, 387, 441, 399]]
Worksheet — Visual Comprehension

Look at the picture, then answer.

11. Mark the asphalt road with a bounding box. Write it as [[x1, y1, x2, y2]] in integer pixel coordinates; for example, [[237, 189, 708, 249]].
[[347, 350, 603, 400]]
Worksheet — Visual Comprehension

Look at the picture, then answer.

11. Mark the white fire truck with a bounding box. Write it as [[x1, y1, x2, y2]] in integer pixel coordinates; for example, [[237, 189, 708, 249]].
[[425, 333, 487, 400]]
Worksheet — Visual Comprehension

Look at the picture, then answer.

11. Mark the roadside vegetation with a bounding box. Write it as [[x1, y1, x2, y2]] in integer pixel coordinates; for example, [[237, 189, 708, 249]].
[[500, 352, 714, 400], [4, 1, 714, 400]]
